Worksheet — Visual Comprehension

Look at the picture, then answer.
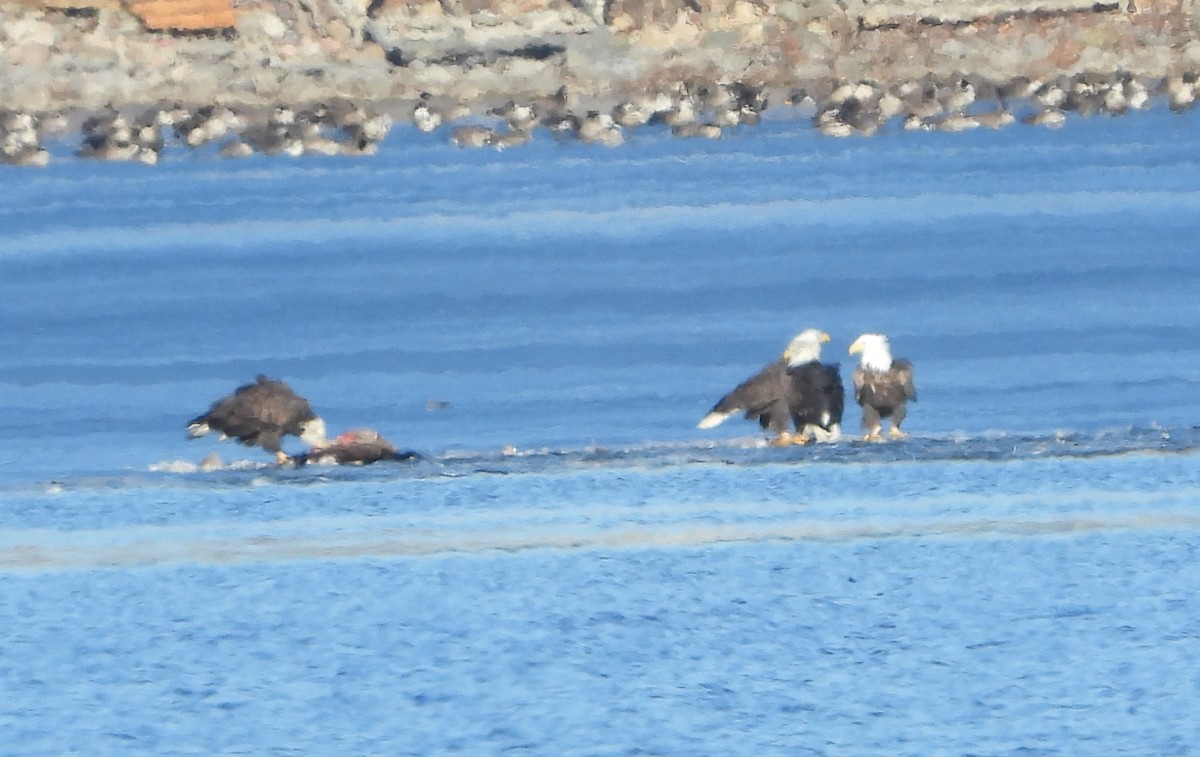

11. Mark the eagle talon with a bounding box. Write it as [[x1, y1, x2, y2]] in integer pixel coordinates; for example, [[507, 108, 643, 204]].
[[790, 433, 811, 446], [274, 450, 291, 465], [864, 428, 883, 442], [770, 433, 794, 447], [888, 427, 907, 440]]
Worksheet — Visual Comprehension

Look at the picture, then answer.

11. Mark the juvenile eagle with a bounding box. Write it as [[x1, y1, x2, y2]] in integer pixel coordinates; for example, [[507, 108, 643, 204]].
[[698, 328, 844, 445], [848, 333, 917, 441], [291, 428, 421, 467], [187, 375, 328, 463]]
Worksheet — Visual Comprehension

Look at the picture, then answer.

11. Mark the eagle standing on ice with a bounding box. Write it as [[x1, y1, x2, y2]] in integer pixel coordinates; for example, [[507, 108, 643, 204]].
[[848, 333, 917, 441], [697, 328, 844, 445], [187, 375, 328, 463]]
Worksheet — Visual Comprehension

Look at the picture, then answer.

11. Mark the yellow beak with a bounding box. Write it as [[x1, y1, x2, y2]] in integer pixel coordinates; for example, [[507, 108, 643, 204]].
[[848, 337, 864, 355]]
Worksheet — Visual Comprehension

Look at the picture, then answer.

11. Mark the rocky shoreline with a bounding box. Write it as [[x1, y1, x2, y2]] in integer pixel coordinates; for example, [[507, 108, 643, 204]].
[[3, 0, 1200, 163]]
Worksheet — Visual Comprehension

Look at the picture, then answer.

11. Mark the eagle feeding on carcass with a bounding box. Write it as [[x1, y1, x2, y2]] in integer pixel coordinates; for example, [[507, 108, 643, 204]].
[[187, 375, 328, 463]]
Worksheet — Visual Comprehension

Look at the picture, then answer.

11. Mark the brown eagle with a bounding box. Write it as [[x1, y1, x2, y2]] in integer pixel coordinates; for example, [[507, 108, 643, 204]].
[[697, 328, 844, 446], [187, 375, 328, 463]]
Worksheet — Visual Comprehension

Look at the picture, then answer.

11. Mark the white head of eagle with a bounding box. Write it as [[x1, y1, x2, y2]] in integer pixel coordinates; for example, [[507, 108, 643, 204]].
[[299, 417, 328, 447], [848, 333, 892, 372], [782, 328, 831, 367]]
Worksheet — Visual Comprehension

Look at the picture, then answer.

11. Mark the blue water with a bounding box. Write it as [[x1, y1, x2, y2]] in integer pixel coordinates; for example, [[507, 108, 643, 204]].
[[2, 109, 1200, 754]]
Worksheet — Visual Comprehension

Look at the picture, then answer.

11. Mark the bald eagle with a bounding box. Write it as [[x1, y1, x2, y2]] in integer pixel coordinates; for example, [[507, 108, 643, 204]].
[[187, 375, 328, 463], [848, 333, 917, 441], [291, 428, 421, 467], [698, 328, 844, 445]]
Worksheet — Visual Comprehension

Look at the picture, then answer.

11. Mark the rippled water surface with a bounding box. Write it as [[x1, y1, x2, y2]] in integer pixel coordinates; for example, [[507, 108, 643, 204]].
[[2, 110, 1199, 754]]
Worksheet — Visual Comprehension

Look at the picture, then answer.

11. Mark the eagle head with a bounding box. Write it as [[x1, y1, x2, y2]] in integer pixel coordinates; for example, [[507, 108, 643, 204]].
[[299, 417, 329, 448], [849, 333, 893, 371], [783, 328, 831, 367]]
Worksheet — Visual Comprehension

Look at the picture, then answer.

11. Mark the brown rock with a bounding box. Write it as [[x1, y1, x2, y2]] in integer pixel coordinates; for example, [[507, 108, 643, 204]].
[[324, 17, 353, 44], [1046, 33, 1086, 69], [6, 41, 54, 68]]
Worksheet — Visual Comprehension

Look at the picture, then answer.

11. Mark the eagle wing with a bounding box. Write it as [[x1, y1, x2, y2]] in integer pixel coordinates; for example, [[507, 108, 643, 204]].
[[699, 360, 792, 434], [852, 364, 869, 406], [892, 359, 917, 402], [853, 362, 916, 408], [240, 377, 317, 434], [191, 375, 316, 452]]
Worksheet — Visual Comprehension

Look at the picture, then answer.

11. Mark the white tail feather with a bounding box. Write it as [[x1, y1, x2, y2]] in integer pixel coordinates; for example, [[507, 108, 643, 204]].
[[697, 411, 731, 430], [808, 424, 842, 443]]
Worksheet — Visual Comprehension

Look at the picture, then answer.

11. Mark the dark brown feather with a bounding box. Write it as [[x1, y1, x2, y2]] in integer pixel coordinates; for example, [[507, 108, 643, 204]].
[[188, 375, 317, 453], [852, 358, 917, 423]]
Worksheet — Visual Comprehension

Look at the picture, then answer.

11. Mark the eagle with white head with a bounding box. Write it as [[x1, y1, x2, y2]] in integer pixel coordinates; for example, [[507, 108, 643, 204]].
[[187, 375, 328, 463], [848, 333, 917, 441], [698, 328, 844, 445]]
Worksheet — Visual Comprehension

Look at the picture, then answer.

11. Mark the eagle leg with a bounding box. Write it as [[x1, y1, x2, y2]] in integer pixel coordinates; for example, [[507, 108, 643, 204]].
[[274, 450, 291, 465]]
